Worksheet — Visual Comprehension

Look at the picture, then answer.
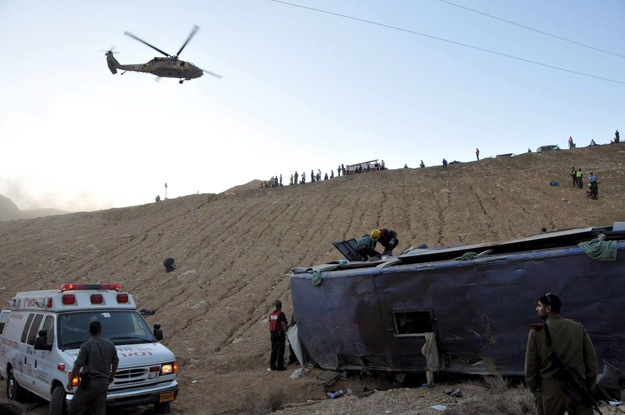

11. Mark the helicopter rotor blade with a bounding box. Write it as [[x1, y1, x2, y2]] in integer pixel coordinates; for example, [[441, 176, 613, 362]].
[[175, 25, 199, 58], [124, 31, 172, 57], [199, 67, 223, 79], [100, 46, 119, 54]]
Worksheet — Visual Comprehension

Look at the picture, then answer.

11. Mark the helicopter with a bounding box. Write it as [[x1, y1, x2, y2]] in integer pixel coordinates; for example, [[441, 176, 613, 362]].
[[105, 25, 222, 84]]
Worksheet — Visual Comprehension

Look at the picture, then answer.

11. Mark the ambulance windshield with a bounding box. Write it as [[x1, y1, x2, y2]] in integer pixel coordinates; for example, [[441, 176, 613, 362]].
[[58, 310, 156, 349]]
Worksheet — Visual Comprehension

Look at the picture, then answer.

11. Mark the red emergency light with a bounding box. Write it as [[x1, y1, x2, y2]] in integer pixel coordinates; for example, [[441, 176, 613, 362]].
[[61, 284, 121, 292], [62, 294, 76, 305], [90, 294, 103, 304], [47, 298, 53, 308], [117, 294, 129, 304]]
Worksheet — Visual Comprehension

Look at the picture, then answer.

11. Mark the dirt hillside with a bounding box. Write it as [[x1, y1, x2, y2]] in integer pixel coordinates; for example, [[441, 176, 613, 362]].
[[0, 144, 624, 414]]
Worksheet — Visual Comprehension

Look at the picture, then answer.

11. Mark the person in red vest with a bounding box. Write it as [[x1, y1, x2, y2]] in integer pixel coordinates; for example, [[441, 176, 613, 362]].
[[269, 300, 288, 371], [476, 148, 480, 161]]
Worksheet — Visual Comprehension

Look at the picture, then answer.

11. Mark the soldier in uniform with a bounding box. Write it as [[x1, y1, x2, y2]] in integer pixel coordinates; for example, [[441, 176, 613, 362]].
[[67, 321, 119, 415], [525, 293, 598, 415]]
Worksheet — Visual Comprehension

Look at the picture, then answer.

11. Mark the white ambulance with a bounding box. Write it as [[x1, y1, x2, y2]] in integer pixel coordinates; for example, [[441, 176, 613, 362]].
[[0, 284, 178, 414]]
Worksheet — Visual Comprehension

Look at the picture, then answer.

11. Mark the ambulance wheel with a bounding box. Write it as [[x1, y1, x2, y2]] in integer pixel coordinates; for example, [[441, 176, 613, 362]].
[[154, 401, 171, 414], [50, 386, 67, 415], [6, 369, 26, 402]]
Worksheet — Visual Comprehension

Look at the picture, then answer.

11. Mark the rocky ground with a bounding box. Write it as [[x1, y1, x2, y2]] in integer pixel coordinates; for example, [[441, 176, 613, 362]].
[[0, 144, 624, 414]]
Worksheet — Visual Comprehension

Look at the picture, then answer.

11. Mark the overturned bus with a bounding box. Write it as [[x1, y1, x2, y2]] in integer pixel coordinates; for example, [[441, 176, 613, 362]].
[[290, 223, 625, 379]]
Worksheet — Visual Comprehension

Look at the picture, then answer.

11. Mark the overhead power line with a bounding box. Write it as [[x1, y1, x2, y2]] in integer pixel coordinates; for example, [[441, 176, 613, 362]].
[[438, 0, 625, 58], [437, 0, 625, 59], [271, 0, 625, 86]]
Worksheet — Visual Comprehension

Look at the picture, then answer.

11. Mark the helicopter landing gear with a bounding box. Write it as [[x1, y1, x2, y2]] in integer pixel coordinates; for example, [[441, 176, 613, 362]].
[[179, 80, 184, 84]]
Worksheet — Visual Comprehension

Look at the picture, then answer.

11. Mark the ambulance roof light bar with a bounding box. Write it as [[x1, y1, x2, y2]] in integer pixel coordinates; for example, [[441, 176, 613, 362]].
[[61, 284, 121, 292]]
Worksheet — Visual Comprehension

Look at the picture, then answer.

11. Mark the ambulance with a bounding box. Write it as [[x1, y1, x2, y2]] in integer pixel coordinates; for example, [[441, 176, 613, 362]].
[[0, 284, 178, 414]]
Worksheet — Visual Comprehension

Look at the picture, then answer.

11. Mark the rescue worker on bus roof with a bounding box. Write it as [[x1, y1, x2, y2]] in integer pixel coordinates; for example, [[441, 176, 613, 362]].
[[356, 234, 382, 262], [371, 228, 399, 256]]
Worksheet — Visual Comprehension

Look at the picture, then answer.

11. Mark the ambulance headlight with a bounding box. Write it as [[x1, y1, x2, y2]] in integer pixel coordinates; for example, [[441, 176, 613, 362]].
[[160, 362, 176, 375]]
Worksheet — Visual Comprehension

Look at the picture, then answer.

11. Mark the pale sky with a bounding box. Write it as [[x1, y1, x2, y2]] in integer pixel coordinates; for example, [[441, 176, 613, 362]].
[[1, 0, 623, 211]]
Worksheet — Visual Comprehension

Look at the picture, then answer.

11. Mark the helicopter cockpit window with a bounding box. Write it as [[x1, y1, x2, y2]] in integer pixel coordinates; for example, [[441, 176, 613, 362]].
[[180, 62, 185, 67]]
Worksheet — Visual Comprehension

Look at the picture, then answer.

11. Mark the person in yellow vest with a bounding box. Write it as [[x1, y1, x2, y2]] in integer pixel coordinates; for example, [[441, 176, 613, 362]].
[[576, 168, 584, 189], [525, 293, 597, 415]]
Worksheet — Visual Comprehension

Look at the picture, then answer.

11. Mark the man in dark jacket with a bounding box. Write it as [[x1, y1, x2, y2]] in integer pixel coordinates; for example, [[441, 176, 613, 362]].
[[371, 228, 399, 256], [356, 234, 382, 261], [525, 293, 597, 415], [269, 300, 288, 371]]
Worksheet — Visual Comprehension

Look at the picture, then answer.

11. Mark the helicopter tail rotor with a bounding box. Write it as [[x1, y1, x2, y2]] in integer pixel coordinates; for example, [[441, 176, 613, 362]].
[[101, 46, 120, 56], [105, 49, 121, 75]]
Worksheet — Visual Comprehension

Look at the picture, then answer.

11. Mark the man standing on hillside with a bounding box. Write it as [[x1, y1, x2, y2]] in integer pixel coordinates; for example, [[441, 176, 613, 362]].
[[476, 148, 480, 161], [442, 158, 448, 171], [568, 136, 574, 149], [569, 167, 577, 188], [588, 172, 599, 200], [269, 300, 288, 371], [576, 168, 584, 189], [615, 130, 620, 143], [525, 293, 597, 415], [294, 171, 298, 185]]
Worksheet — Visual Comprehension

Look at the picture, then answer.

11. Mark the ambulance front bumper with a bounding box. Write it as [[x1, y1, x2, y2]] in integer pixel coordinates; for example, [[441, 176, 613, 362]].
[[66, 380, 179, 409]]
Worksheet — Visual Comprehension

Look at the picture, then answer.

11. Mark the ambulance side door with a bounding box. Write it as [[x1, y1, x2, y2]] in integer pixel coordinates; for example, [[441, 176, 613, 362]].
[[31, 315, 56, 399], [20, 313, 43, 393]]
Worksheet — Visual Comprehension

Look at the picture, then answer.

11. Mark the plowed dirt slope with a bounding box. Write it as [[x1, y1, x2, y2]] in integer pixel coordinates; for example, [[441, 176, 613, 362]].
[[1, 145, 624, 414]]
